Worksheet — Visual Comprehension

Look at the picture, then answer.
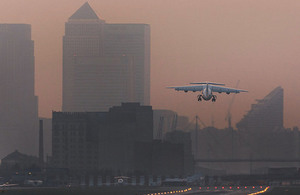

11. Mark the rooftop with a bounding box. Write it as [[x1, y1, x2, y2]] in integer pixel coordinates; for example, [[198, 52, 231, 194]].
[[69, 2, 100, 20]]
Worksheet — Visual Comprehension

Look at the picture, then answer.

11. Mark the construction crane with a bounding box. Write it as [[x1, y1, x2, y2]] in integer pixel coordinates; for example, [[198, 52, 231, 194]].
[[195, 116, 199, 157], [197, 116, 206, 128], [225, 80, 240, 159], [225, 80, 240, 129]]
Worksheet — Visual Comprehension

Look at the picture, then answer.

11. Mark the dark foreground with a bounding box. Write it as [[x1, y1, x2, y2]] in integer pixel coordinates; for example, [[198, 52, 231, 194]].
[[4, 186, 300, 195], [265, 186, 300, 195], [0, 186, 186, 195]]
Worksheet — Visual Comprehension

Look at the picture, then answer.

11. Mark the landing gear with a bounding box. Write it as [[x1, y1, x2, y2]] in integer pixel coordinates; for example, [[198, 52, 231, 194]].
[[197, 95, 202, 101], [212, 95, 217, 102]]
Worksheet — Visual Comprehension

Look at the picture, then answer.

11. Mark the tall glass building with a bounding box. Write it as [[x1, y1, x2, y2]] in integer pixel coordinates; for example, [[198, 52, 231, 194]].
[[0, 24, 38, 157], [63, 3, 150, 112]]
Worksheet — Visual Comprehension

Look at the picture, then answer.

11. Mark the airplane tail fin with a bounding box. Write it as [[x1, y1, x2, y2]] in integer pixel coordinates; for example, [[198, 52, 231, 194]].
[[190, 82, 225, 86]]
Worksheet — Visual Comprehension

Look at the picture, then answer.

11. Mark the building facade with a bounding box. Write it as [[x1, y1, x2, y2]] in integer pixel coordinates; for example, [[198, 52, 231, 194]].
[[63, 3, 150, 112], [236, 86, 283, 132], [0, 24, 38, 158], [52, 103, 153, 174], [165, 130, 194, 175], [0, 150, 39, 171]]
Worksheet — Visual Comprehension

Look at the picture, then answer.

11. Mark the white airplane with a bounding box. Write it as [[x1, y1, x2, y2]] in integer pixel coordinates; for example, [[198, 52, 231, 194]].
[[0, 183, 18, 188], [167, 82, 247, 102]]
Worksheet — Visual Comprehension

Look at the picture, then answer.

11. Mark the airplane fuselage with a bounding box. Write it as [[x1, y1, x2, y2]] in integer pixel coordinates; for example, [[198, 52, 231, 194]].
[[202, 85, 213, 100], [198, 85, 217, 102]]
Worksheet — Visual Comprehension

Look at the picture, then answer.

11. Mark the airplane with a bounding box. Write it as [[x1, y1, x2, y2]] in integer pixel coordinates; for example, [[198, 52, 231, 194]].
[[0, 183, 18, 188], [167, 82, 247, 102]]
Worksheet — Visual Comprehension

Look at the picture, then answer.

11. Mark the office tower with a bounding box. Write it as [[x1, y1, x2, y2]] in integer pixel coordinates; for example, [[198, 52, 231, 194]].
[[0, 24, 38, 157], [236, 86, 283, 131], [63, 3, 150, 112]]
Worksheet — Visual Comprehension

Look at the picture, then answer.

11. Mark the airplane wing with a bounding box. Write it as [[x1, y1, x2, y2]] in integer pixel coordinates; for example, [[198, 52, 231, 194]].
[[167, 85, 204, 92], [211, 85, 248, 93]]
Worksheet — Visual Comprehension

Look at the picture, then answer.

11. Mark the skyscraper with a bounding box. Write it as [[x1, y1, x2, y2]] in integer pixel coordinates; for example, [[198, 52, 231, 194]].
[[0, 24, 38, 157], [63, 3, 150, 112]]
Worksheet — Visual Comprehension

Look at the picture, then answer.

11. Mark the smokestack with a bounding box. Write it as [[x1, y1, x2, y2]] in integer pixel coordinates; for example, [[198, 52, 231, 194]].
[[39, 119, 44, 167]]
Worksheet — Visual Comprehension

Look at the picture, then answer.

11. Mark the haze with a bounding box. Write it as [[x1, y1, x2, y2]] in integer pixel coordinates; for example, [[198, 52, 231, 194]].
[[0, 0, 299, 128]]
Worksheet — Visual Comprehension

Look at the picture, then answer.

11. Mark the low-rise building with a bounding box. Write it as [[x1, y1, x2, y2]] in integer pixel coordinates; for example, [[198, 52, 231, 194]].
[[1, 150, 39, 171]]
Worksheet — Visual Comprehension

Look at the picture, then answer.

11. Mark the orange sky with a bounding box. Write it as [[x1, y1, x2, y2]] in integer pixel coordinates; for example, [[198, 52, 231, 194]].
[[0, 0, 299, 128]]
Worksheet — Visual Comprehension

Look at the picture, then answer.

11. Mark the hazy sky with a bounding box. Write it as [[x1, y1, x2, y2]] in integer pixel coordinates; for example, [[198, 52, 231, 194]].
[[0, 0, 299, 128]]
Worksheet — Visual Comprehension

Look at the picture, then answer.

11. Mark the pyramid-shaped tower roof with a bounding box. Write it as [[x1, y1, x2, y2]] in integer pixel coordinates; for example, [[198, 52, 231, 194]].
[[69, 2, 99, 20]]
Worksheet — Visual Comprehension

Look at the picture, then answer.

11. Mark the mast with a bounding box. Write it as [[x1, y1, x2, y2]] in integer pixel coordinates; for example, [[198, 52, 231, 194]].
[[195, 116, 199, 158]]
